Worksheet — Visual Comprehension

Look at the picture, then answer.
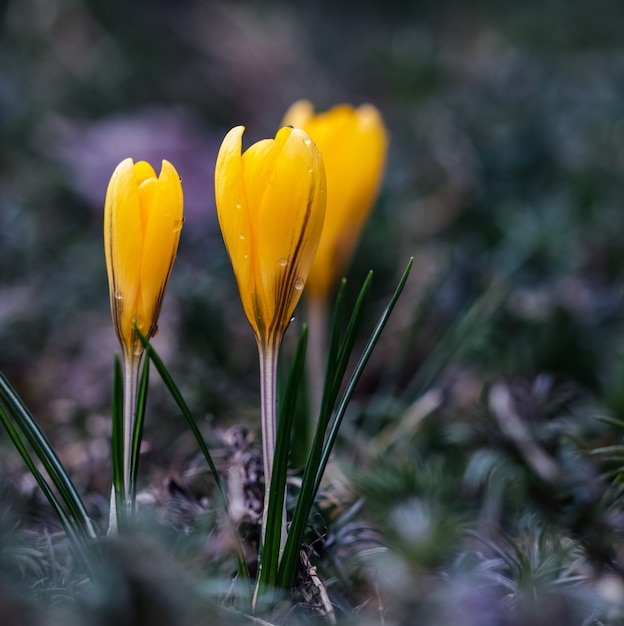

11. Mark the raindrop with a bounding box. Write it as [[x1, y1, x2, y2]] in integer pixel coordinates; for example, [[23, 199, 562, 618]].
[[294, 277, 304, 290], [278, 257, 288, 267], [303, 137, 312, 146], [114, 290, 123, 300], [112, 171, 119, 179], [290, 315, 296, 323], [243, 254, 249, 260], [239, 233, 245, 240], [152, 325, 159, 337], [133, 341, 143, 356], [307, 168, 314, 174], [132, 314, 144, 330], [173, 219, 183, 233], [235, 203, 242, 210]]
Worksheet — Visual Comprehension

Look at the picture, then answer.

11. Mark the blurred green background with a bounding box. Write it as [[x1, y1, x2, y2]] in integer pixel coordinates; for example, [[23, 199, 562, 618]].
[[3, 0, 624, 622], [2, 0, 624, 429]]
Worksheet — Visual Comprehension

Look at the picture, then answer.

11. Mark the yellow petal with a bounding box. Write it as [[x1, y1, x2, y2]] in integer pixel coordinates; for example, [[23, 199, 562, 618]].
[[135, 161, 158, 235], [139, 160, 184, 337], [104, 158, 143, 347], [215, 126, 326, 341], [281, 99, 314, 129], [215, 126, 254, 318]]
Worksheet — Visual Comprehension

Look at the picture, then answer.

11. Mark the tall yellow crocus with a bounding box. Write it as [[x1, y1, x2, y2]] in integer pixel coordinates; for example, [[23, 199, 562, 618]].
[[104, 157, 183, 522], [282, 100, 388, 420], [214, 125, 326, 539]]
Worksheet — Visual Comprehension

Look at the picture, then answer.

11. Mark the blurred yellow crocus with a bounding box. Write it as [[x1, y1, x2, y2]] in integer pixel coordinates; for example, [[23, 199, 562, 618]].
[[282, 100, 388, 299], [104, 158, 184, 358], [283, 100, 388, 428], [215, 125, 326, 345]]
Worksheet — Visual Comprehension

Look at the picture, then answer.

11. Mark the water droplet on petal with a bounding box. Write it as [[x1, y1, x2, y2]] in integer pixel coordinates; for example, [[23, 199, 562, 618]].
[[290, 315, 296, 323], [173, 219, 184, 233], [235, 203, 242, 209], [243, 254, 249, 260], [239, 233, 245, 240], [303, 137, 312, 146], [132, 314, 144, 330], [294, 277, 304, 290], [278, 257, 288, 267], [133, 341, 143, 356], [112, 171, 119, 179], [114, 290, 123, 301], [307, 167, 314, 174], [152, 325, 159, 337]]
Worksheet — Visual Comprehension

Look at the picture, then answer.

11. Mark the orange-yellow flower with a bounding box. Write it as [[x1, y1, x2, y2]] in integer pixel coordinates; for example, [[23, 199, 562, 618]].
[[215, 125, 326, 344], [282, 100, 388, 299], [104, 158, 184, 358]]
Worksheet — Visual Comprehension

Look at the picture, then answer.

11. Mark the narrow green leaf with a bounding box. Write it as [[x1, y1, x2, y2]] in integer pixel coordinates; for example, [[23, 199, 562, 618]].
[[319, 278, 348, 421], [276, 275, 372, 589], [130, 354, 150, 503], [592, 445, 624, 456], [135, 331, 250, 586], [0, 403, 97, 576], [0, 371, 97, 539], [257, 326, 308, 597], [596, 415, 624, 429], [314, 259, 413, 494], [278, 259, 412, 588], [141, 340, 226, 503], [331, 271, 374, 403]]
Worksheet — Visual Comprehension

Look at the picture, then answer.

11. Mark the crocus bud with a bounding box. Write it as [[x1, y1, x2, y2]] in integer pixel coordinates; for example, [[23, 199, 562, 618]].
[[104, 158, 184, 357], [215, 125, 326, 343], [282, 100, 388, 300]]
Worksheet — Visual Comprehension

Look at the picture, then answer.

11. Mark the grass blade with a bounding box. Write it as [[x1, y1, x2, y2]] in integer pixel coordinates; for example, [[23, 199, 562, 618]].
[[314, 258, 413, 494], [135, 331, 250, 586], [130, 354, 150, 503], [0, 403, 97, 576], [0, 371, 97, 539], [278, 259, 412, 588], [330, 271, 374, 406], [141, 340, 226, 504], [256, 326, 308, 598], [320, 279, 348, 417]]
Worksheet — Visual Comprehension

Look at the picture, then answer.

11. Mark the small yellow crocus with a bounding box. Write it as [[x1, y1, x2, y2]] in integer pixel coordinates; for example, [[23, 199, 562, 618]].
[[104, 158, 184, 358], [282, 100, 389, 300], [104, 157, 183, 525], [215, 125, 326, 346], [214, 125, 326, 550]]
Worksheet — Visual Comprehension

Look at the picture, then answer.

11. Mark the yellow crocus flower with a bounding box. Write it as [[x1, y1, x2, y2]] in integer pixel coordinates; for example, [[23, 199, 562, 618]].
[[282, 100, 388, 299], [104, 158, 184, 358], [104, 157, 183, 528], [215, 125, 326, 554], [215, 125, 326, 345]]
